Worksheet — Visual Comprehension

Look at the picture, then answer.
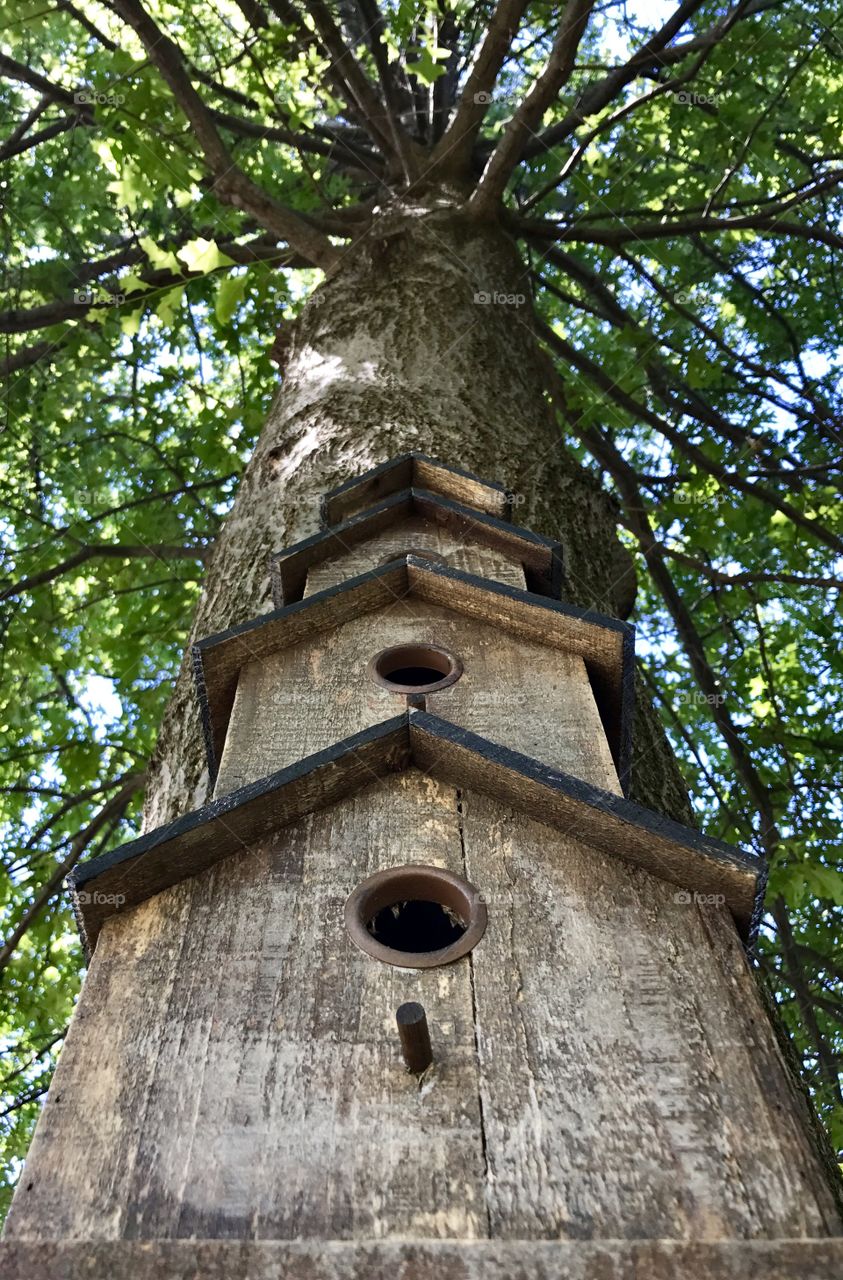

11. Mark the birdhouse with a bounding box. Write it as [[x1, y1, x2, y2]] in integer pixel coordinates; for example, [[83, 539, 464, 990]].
[[5, 454, 839, 1273]]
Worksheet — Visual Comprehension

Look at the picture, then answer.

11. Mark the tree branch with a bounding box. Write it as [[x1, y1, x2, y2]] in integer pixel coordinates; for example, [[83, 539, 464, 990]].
[[543, 353, 782, 850], [0, 233, 308, 336], [209, 105, 382, 171], [539, 322, 843, 557], [522, 42, 716, 212], [232, 0, 270, 30], [1, 544, 212, 604], [0, 1031, 66, 1092], [429, 0, 532, 175], [109, 0, 340, 270], [536, 248, 797, 471], [772, 896, 843, 1107], [468, 0, 596, 216], [521, 0, 744, 159], [657, 547, 843, 592], [297, 0, 419, 176], [517, 170, 843, 248], [0, 773, 146, 974], [354, 0, 418, 177], [0, 52, 91, 114]]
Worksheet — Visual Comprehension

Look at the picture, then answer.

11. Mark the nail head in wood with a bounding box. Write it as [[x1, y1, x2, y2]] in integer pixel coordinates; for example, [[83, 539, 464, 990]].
[[396, 1001, 433, 1074]]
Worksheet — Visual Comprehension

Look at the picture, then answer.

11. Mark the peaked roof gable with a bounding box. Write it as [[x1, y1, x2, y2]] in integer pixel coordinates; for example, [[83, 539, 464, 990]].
[[69, 710, 764, 954], [192, 556, 634, 790], [270, 486, 564, 606], [320, 452, 512, 526]]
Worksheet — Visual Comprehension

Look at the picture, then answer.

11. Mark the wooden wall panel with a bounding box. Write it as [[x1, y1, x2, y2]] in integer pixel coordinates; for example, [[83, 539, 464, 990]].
[[7, 775, 836, 1242], [460, 790, 840, 1240], [5, 773, 486, 1242], [303, 515, 526, 597], [4, 1238, 843, 1279], [213, 604, 619, 798]]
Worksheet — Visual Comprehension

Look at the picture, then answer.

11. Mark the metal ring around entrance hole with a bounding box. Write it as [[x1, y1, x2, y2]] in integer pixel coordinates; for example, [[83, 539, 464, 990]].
[[367, 643, 463, 694], [344, 864, 487, 968]]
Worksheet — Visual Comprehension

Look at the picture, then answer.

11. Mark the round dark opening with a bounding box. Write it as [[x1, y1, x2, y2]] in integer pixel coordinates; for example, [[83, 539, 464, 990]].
[[368, 644, 462, 694], [345, 864, 487, 968], [379, 548, 449, 568], [368, 899, 467, 953]]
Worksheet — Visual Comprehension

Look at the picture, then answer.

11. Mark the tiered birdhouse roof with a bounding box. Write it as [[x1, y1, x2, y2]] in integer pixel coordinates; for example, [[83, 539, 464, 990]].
[[68, 454, 766, 954]]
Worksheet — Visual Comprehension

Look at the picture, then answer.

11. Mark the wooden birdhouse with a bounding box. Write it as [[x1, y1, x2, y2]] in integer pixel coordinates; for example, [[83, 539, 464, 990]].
[[4, 454, 840, 1275]]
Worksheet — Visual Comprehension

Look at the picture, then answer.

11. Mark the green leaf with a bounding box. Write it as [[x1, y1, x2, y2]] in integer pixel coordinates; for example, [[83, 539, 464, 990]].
[[177, 239, 235, 275], [139, 236, 182, 274], [215, 271, 249, 325], [155, 285, 185, 326], [406, 45, 450, 84]]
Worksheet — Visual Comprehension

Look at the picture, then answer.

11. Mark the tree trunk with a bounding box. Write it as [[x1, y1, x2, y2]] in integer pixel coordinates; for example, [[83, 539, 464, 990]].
[[143, 193, 690, 831], [7, 197, 841, 1262]]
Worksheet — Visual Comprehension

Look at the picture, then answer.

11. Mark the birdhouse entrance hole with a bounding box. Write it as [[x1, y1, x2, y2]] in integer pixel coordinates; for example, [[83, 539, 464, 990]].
[[370, 899, 465, 952], [368, 644, 462, 694], [344, 865, 487, 968]]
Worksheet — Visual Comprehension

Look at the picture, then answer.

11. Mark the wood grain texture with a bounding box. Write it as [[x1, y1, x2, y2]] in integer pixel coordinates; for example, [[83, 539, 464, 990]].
[[3, 1239, 843, 1279], [405, 560, 633, 790], [195, 558, 632, 788], [320, 452, 510, 526], [459, 789, 840, 1241], [7, 774, 487, 1243], [193, 561, 409, 781], [214, 602, 620, 798], [272, 488, 561, 605], [410, 715, 760, 933], [303, 512, 527, 599], [13, 461, 834, 1249], [67, 711, 761, 952], [69, 716, 410, 951], [9, 779, 829, 1241]]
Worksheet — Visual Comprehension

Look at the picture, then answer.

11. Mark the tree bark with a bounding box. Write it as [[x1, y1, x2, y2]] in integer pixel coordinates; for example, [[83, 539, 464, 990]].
[[143, 192, 691, 831]]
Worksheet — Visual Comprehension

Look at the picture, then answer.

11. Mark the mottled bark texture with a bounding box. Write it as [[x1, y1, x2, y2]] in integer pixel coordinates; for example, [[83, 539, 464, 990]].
[[143, 194, 690, 831]]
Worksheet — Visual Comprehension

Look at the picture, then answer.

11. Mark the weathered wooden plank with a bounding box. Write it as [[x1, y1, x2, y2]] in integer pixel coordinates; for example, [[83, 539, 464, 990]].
[[194, 559, 632, 788], [303, 512, 527, 598], [69, 716, 411, 952], [67, 708, 761, 953], [193, 561, 410, 780], [2, 877, 194, 1242], [271, 488, 562, 605], [320, 452, 510, 526], [406, 560, 633, 789], [436, 644, 619, 797], [410, 713, 761, 933], [6, 774, 487, 1242], [214, 602, 620, 798], [460, 789, 839, 1241], [3, 1238, 843, 1279]]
